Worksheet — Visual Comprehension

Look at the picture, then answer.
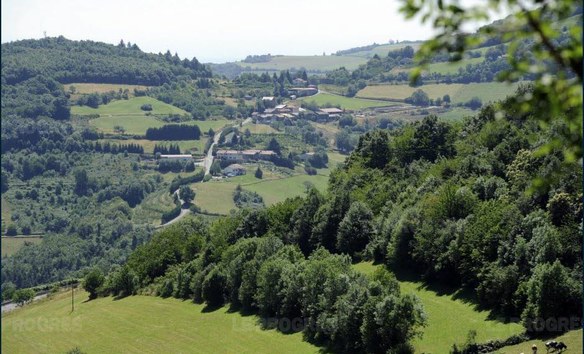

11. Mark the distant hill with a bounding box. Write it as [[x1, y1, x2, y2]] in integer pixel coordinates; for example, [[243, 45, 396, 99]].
[[1, 37, 212, 120], [1, 36, 211, 86], [209, 42, 423, 78]]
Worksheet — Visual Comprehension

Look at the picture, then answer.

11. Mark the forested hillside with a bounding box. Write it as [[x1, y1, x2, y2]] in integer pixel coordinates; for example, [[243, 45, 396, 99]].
[[0, 38, 215, 288], [86, 84, 581, 352], [1, 36, 210, 86]]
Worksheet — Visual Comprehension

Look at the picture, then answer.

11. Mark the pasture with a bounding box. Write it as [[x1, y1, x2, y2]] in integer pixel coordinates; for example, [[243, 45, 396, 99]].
[[342, 42, 422, 58], [236, 55, 367, 71], [353, 262, 524, 354], [424, 56, 485, 74], [72, 96, 188, 116], [300, 92, 392, 110], [99, 138, 207, 154], [66, 83, 148, 96], [89, 114, 231, 136], [192, 165, 328, 215], [1, 290, 319, 354], [495, 329, 582, 353], [1, 236, 43, 258], [244, 124, 282, 134], [357, 82, 524, 104]]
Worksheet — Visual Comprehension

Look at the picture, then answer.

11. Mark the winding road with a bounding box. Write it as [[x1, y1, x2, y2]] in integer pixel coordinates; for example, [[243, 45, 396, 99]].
[[159, 118, 252, 227]]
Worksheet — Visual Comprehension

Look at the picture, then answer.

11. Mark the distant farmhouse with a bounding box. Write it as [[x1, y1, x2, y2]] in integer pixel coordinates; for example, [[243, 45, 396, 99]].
[[223, 164, 246, 177], [216, 149, 277, 162], [292, 78, 307, 86], [288, 85, 318, 97], [262, 96, 276, 108]]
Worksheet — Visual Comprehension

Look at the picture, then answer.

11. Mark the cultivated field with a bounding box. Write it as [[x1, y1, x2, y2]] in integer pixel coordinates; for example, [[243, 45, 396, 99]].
[[1, 290, 319, 354], [236, 55, 367, 71], [300, 92, 392, 110], [72, 96, 188, 116], [66, 83, 148, 96], [357, 82, 524, 104], [353, 262, 524, 354], [1, 236, 43, 258]]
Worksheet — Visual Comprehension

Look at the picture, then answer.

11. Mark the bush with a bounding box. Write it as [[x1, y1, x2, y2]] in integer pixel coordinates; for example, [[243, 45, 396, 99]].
[[255, 166, 263, 179], [140, 103, 153, 111], [5, 225, 17, 236], [13, 288, 35, 306], [82, 268, 105, 300]]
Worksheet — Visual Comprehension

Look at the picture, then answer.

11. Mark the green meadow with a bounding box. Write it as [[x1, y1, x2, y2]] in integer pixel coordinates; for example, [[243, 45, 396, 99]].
[[353, 262, 524, 354], [98, 138, 207, 154], [1, 290, 319, 354], [236, 55, 367, 71], [192, 166, 328, 215], [495, 329, 582, 353], [425, 56, 485, 74], [67, 83, 148, 96], [72, 96, 188, 116], [300, 92, 392, 110], [357, 82, 524, 104]]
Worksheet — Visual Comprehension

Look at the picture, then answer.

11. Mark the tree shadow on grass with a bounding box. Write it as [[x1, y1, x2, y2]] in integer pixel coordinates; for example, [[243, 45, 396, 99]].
[[201, 302, 223, 313], [389, 264, 519, 324]]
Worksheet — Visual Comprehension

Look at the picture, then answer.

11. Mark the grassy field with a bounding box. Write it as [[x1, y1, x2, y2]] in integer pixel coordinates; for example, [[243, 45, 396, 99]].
[[236, 55, 367, 71], [67, 83, 148, 96], [424, 56, 485, 74], [342, 42, 422, 58], [192, 166, 328, 215], [1, 236, 43, 257], [89, 115, 231, 136], [353, 262, 524, 354], [357, 82, 524, 104], [300, 92, 392, 110], [244, 124, 282, 134], [99, 138, 207, 154], [1, 290, 319, 354], [495, 329, 582, 353], [72, 96, 188, 116]]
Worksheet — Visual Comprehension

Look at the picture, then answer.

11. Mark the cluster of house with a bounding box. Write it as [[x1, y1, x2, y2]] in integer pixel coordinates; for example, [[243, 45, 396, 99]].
[[216, 149, 277, 162], [253, 101, 345, 124]]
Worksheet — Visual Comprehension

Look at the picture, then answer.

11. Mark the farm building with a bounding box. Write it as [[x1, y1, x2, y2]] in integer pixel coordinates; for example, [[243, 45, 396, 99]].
[[288, 87, 318, 97], [297, 152, 315, 161], [223, 164, 246, 177], [292, 78, 307, 86], [262, 96, 276, 108], [252, 104, 302, 124], [316, 107, 344, 121]]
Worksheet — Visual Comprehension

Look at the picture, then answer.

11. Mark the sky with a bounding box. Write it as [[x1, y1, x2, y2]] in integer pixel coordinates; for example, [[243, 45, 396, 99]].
[[1, 0, 507, 63]]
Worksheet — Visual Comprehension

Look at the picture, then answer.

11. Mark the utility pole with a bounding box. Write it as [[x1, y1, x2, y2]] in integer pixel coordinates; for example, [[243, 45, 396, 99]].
[[71, 280, 74, 312]]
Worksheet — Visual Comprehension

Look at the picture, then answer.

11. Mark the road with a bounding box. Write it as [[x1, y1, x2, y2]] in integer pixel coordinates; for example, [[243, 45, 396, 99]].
[[1, 292, 48, 314], [203, 118, 252, 176], [158, 189, 190, 228], [159, 118, 253, 228]]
